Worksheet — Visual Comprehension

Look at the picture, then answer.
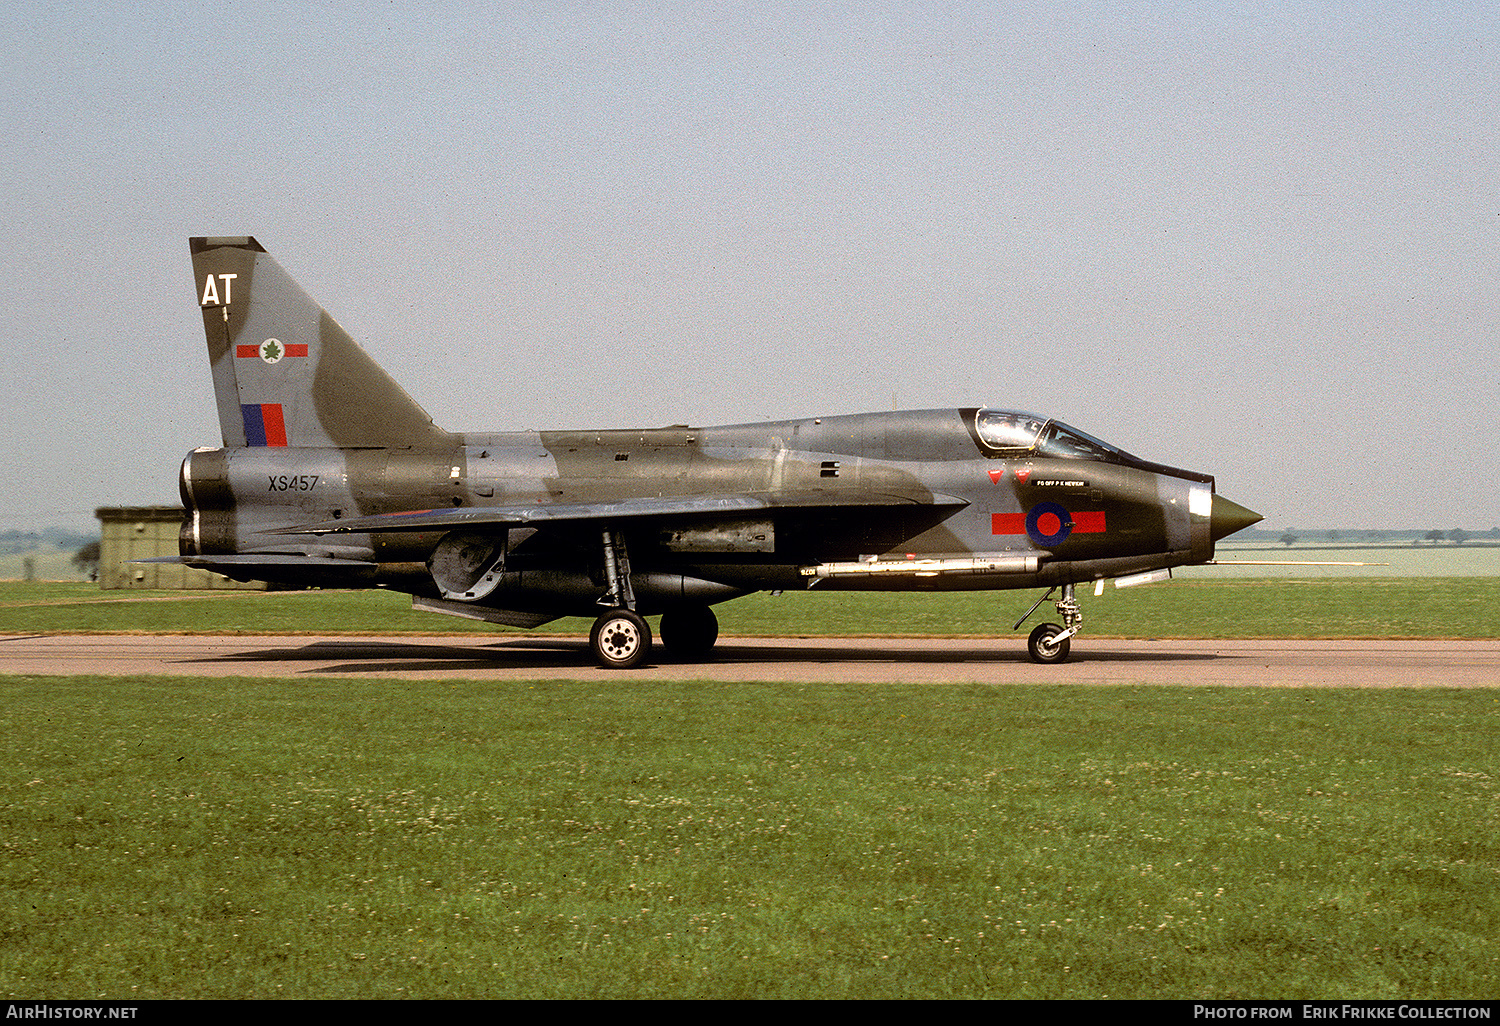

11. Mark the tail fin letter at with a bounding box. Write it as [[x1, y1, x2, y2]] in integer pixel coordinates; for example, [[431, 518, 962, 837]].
[[190, 237, 448, 449]]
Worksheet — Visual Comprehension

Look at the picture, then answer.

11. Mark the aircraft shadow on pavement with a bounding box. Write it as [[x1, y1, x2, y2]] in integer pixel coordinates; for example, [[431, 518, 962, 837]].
[[202, 639, 588, 674], [195, 637, 1219, 674]]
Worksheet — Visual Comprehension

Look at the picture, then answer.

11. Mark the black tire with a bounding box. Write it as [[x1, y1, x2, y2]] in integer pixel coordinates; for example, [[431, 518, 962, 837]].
[[590, 609, 652, 669], [658, 606, 720, 662], [1027, 623, 1071, 664]]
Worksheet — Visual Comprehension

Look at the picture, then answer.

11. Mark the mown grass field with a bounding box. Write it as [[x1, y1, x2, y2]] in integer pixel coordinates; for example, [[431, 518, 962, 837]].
[[1, 580, 1496, 999], [3, 576, 1500, 638], [1, 676, 1495, 999]]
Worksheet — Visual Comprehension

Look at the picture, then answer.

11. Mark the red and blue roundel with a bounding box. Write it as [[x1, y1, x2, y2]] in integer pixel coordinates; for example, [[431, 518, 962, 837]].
[[1026, 501, 1073, 546], [991, 506, 1106, 545]]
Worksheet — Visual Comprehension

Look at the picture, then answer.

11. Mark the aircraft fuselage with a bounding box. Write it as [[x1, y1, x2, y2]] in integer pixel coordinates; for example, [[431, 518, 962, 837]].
[[180, 408, 1233, 614]]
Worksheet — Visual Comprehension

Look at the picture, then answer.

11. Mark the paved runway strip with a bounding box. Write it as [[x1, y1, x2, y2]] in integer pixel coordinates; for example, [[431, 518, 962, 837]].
[[1, 635, 1497, 686]]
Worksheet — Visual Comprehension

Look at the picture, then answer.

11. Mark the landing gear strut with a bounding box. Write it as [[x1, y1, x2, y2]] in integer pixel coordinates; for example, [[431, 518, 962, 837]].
[[1016, 583, 1083, 664], [590, 529, 653, 669]]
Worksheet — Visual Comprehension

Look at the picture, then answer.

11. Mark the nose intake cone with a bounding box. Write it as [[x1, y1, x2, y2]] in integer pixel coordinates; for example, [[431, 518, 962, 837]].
[[1210, 494, 1263, 542]]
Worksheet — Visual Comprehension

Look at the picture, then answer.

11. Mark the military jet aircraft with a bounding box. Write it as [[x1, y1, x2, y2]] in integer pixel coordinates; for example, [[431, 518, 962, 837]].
[[166, 237, 1262, 667]]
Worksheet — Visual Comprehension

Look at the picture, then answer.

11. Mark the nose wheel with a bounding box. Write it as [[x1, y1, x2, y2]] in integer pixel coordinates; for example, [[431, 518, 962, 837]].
[[1016, 583, 1082, 664], [1027, 622, 1072, 664]]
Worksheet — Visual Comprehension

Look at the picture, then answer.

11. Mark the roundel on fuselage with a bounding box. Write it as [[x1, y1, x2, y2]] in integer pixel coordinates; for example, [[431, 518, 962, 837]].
[[1026, 501, 1072, 547]]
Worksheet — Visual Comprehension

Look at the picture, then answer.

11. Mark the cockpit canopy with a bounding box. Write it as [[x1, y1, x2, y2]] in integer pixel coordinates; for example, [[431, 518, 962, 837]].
[[972, 408, 1138, 464]]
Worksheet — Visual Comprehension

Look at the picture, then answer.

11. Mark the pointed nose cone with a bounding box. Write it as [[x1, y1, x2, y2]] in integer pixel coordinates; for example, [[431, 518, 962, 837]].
[[1210, 494, 1263, 542]]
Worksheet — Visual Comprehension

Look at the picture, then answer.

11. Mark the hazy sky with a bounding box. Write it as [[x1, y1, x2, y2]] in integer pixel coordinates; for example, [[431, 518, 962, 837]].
[[2, 2, 1495, 532]]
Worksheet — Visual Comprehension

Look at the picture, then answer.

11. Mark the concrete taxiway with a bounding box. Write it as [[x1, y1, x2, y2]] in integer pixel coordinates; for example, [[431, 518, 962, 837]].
[[1, 634, 1497, 686]]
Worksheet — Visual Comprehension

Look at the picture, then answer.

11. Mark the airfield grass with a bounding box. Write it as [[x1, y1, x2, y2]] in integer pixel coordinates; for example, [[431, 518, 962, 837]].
[[3, 576, 1500, 638], [2, 581, 1497, 998], [0, 675, 1496, 999]]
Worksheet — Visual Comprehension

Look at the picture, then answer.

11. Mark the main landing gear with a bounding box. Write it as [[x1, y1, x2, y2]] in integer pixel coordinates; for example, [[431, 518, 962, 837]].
[[1015, 583, 1083, 664], [589, 528, 651, 669], [587, 528, 721, 669]]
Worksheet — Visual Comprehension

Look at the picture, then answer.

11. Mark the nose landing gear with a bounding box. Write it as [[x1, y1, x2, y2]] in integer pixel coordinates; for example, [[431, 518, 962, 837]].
[[1015, 583, 1083, 664]]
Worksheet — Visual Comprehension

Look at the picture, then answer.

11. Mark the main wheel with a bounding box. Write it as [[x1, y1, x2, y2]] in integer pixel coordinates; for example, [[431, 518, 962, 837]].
[[590, 609, 652, 669], [658, 605, 719, 662], [1027, 623, 1071, 664]]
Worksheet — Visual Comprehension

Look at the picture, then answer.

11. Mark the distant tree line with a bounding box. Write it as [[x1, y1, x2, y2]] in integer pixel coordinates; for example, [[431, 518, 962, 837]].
[[1, 529, 97, 555], [1267, 527, 1497, 546]]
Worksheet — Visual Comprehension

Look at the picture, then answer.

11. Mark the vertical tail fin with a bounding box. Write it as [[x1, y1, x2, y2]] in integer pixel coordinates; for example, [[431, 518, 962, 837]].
[[190, 237, 448, 449]]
